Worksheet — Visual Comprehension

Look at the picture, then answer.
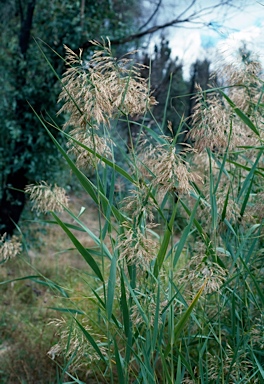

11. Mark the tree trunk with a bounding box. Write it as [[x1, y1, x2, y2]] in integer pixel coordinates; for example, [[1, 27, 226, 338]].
[[0, 0, 36, 236], [0, 168, 28, 237]]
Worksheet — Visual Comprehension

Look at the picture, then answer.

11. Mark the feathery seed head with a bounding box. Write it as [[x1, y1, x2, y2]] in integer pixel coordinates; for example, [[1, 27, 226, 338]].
[[0, 233, 22, 263], [177, 243, 227, 296], [25, 182, 69, 214], [120, 182, 158, 222], [58, 39, 156, 129], [190, 59, 264, 152], [67, 127, 112, 170], [137, 138, 197, 197], [48, 317, 108, 371], [117, 221, 158, 268]]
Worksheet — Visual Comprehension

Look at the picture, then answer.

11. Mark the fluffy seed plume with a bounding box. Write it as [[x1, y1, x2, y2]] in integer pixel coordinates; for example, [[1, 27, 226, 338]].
[[25, 182, 69, 214], [177, 242, 227, 295], [0, 233, 22, 263], [189, 58, 264, 153], [120, 182, 158, 222], [137, 137, 197, 198], [67, 126, 112, 170], [48, 317, 108, 371], [189, 87, 233, 153], [58, 39, 157, 128], [117, 221, 158, 268]]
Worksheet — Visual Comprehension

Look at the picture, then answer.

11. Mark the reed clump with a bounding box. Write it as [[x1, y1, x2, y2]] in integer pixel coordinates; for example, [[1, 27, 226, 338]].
[[3, 40, 264, 383]]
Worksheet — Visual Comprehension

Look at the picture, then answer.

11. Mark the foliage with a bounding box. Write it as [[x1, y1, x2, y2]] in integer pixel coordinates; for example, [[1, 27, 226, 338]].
[[0, 0, 142, 236], [1, 40, 263, 383]]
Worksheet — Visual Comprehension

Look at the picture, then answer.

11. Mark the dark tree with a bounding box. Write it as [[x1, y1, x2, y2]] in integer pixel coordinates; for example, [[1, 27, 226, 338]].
[[0, 0, 141, 236], [188, 59, 211, 118]]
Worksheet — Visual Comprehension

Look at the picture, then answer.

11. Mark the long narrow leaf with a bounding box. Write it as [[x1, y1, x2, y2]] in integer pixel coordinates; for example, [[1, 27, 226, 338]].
[[74, 318, 106, 362], [48, 307, 85, 315], [61, 205, 112, 260], [238, 150, 262, 199], [219, 90, 260, 136], [106, 252, 117, 320], [114, 338, 125, 384], [253, 353, 264, 379], [0, 275, 69, 297], [52, 212, 104, 282], [164, 282, 206, 358], [154, 201, 178, 278], [173, 198, 200, 267]]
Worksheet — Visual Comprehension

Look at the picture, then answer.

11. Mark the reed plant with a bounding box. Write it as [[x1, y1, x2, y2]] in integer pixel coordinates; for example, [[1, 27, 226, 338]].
[[2, 39, 264, 383]]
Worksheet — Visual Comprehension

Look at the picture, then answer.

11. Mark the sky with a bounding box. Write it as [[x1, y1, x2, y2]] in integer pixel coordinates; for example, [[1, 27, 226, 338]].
[[146, 1, 264, 79]]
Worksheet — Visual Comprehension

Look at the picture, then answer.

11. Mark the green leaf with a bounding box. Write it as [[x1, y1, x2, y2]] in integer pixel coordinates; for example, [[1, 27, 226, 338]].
[[122, 273, 149, 325], [164, 282, 206, 358], [61, 205, 112, 260], [253, 353, 264, 379], [154, 201, 178, 278], [74, 318, 106, 362], [219, 90, 260, 136], [0, 275, 69, 297], [173, 198, 200, 267], [52, 212, 104, 282], [106, 252, 117, 320], [175, 355, 182, 384], [48, 307, 85, 315], [114, 338, 125, 384], [120, 273, 130, 338], [238, 150, 262, 200]]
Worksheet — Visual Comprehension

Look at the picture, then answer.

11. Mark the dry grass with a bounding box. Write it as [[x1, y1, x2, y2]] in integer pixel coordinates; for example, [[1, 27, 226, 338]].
[[0, 192, 105, 383]]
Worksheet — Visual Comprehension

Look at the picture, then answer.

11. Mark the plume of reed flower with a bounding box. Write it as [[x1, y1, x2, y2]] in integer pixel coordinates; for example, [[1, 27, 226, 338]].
[[66, 126, 112, 170], [218, 60, 263, 114], [25, 181, 69, 214], [58, 39, 156, 127], [57, 39, 156, 170], [177, 242, 227, 296], [0, 233, 22, 263], [189, 86, 233, 153], [120, 181, 158, 222], [117, 221, 158, 269], [189, 58, 264, 153], [136, 136, 197, 199], [207, 348, 257, 383], [47, 317, 108, 372], [251, 315, 264, 350]]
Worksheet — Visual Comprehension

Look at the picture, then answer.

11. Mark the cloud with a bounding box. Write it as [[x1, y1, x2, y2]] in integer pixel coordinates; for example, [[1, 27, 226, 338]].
[[217, 23, 264, 66], [147, 2, 264, 79]]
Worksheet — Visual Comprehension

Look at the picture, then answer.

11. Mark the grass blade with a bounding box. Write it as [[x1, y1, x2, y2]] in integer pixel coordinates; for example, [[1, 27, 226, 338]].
[[52, 212, 104, 282], [154, 201, 178, 278], [219, 90, 260, 136], [114, 338, 125, 384], [74, 318, 106, 362], [106, 252, 117, 320], [164, 282, 206, 357], [173, 198, 200, 267]]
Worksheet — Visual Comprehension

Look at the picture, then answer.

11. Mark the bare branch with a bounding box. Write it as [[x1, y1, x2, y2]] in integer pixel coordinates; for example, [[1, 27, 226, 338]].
[[138, 0, 162, 31], [79, 0, 245, 51], [80, 17, 190, 50]]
